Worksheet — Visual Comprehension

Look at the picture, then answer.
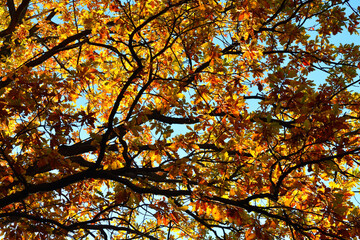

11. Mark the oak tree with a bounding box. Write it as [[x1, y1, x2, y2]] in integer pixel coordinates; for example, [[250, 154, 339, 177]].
[[1, 0, 360, 239]]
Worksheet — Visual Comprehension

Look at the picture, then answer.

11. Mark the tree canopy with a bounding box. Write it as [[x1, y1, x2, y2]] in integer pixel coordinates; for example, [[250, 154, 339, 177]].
[[1, 0, 360, 239]]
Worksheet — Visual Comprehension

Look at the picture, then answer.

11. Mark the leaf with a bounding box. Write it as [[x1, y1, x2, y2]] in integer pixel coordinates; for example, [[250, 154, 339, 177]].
[[212, 205, 222, 221], [245, 229, 257, 240], [304, 119, 311, 130], [0, 0, 359, 239]]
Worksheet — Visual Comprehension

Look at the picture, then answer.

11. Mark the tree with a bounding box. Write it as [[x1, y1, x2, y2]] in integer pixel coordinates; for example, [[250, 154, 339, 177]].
[[1, 0, 360, 239]]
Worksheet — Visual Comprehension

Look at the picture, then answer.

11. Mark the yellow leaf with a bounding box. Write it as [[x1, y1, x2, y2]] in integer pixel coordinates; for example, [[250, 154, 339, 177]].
[[177, 205, 189, 211], [212, 205, 222, 221], [155, 154, 162, 164]]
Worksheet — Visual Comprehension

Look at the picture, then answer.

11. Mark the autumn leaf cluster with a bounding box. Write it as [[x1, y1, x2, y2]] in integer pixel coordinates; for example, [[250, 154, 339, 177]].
[[1, 0, 360, 239]]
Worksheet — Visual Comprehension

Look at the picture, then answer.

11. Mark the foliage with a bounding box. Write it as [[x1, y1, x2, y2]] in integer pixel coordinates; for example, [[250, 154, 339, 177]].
[[1, 0, 360, 239]]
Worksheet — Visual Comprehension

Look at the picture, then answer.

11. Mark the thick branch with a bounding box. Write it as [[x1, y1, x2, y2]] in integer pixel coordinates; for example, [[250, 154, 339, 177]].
[[0, 0, 30, 38], [0, 168, 191, 209], [147, 110, 199, 124]]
